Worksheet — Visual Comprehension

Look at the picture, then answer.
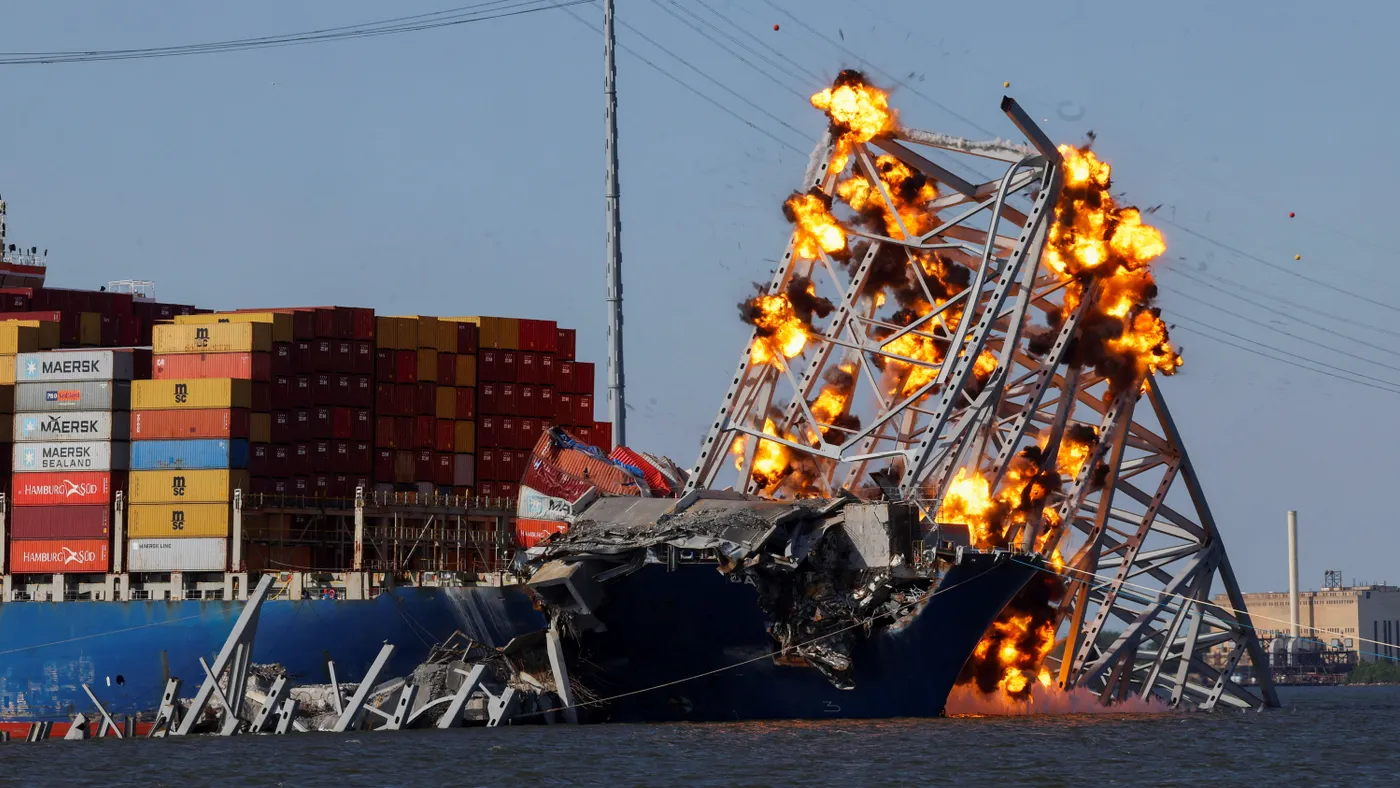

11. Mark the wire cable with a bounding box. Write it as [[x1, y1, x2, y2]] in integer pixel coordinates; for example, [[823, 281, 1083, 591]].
[[0, 1, 590, 64], [657, 0, 818, 90], [552, 1, 806, 154], [1170, 323, 1400, 397], [691, 0, 825, 84]]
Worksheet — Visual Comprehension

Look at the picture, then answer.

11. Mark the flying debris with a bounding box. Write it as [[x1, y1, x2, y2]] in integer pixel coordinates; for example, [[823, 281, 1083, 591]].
[[1289, 212, 1296, 218], [1295, 254, 1301, 260], [1003, 81, 1010, 88], [773, 24, 780, 31]]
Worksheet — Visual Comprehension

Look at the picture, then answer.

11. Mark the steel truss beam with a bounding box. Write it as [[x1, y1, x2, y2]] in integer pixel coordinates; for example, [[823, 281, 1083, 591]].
[[685, 96, 1276, 711]]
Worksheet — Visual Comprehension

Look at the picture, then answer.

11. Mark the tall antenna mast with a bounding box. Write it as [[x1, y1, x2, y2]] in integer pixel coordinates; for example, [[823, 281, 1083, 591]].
[[603, 0, 626, 447]]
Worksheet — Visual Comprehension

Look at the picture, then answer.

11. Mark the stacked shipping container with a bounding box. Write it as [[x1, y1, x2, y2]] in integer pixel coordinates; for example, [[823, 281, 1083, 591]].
[[471, 317, 610, 499], [8, 349, 141, 573], [126, 322, 273, 571], [372, 315, 476, 495]]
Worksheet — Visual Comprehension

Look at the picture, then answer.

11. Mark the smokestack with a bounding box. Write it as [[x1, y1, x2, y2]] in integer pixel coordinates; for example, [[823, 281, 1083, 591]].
[[1288, 510, 1300, 639]]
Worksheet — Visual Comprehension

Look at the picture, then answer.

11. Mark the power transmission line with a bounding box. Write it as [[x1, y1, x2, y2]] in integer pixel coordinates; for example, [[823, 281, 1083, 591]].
[[658, 0, 818, 89], [1161, 268, 1400, 361], [1170, 321, 1400, 397], [553, 1, 806, 154], [690, 0, 825, 84], [0, 1, 589, 64]]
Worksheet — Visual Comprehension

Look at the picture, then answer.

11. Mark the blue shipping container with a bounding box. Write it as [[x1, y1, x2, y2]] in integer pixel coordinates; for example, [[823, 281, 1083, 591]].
[[130, 439, 250, 471]]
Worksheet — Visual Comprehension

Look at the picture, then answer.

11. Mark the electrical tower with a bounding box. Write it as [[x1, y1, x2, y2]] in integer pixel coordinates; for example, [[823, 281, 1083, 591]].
[[685, 93, 1277, 711]]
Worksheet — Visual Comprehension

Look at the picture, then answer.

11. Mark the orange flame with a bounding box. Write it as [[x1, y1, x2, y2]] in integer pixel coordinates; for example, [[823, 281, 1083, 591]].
[[810, 72, 895, 146], [745, 293, 811, 365], [784, 191, 847, 259]]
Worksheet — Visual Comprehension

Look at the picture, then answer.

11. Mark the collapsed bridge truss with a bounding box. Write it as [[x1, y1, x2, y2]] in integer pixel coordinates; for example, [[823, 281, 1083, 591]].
[[684, 95, 1278, 711]]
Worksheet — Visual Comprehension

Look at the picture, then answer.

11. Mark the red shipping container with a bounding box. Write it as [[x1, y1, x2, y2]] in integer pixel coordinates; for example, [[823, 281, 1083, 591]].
[[557, 361, 576, 394], [293, 375, 313, 407], [311, 407, 332, 439], [499, 418, 516, 451], [456, 387, 476, 421], [414, 449, 434, 482], [479, 383, 500, 415], [456, 322, 479, 355], [272, 411, 295, 443], [311, 340, 334, 372], [574, 362, 595, 396], [374, 383, 398, 415], [0, 290, 30, 311], [539, 386, 556, 422], [434, 453, 454, 486], [414, 382, 437, 416], [154, 353, 271, 381], [292, 476, 311, 495], [494, 449, 513, 482], [250, 443, 271, 477], [376, 348, 398, 382], [349, 308, 375, 341], [9, 539, 109, 573], [353, 375, 373, 408], [499, 351, 519, 383], [479, 416, 499, 449], [575, 425, 595, 445], [332, 407, 353, 439], [332, 441, 351, 474], [354, 409, 373, 441], [435, 420, 455, 452], [272, 342, 297, 376], [293, 409, 312, 441], [540, 354, 556, 387], [437, 353, 457, 386], [374, 416, 397, 448], [395, 350, 418, 383], [374, 448, 394, 480], [518, 418, 539, 451], [395, 417, 414, 448], [480, 349, 500, 382], [498, 481, 518, 500], [293, 444, 313, 476], [312, 441, 332, 472], [272, 446, 292, 477], [414, 415, 436, 449], [312, 474, 331, 497], [12, 471, 116, 506], [519, 352, 539, 384], [556, 328, 577, 361], [311, 374, 334, 405], [479, 481, 498, 499], [519, 385, 538, 418], [594, 421, 613, 452], [499, 384, 519, 415], [334, 374, 353, 407], [556, 393, 575, 426], [12, 505, 110, 539], [350, 442, 373, 475], [313, 308, 337, 339], [335, 341, 354, 372], [478, 448, 497, 483], [271, 375, 292, 407], [353, 341, 374, 374], [576, 394, 595, 426], [132, 409, 252, 440]]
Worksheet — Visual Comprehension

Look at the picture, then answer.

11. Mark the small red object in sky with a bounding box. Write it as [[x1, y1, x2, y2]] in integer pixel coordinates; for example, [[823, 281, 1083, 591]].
[[773, 24, 780, 31], [1289, 212, 1295, 218]]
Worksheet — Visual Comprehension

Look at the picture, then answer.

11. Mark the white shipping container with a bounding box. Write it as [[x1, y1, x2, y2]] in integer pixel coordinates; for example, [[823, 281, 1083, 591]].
[[15, 381, 132, 412], [16, 349, 141, 383], [127, 538, 228, 572], [14, 411, 130, 443], [13, 441, 130, 472]]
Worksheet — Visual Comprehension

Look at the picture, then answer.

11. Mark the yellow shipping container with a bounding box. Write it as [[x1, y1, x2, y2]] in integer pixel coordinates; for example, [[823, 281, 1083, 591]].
[[0, 324, 39, 355], [436, 386, 456, 419], [10, 320, 59, 350], [130, 470, 251, 504], [435, 320, 458, 354], [417, 348, 438, 379], [79, 312, 101, 346], [391, 316, 420, 350], [251, 413, 271, 443], [128, 503, 231, 538], [0, 355, 13, 385], [455, 354, 477, 387], [454, 421, 476, 453], [132, 379, 254, 410], [175, 312, 294, 344], [153, 322, 273, 354], [412, 316, 439, 349], [375, 316, 401, 349]]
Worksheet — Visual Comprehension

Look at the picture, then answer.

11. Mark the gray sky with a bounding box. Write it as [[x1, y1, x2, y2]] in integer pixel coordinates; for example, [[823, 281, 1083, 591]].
[[0, 0, 1395, 594]]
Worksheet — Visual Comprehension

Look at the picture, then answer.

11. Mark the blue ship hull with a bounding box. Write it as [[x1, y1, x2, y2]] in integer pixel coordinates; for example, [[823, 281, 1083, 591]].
[[0, 586, 546, 721], [573, 551, 1038, 721]]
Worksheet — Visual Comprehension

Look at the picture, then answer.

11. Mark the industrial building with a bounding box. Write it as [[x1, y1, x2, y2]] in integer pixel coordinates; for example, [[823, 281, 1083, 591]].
[[1219, 584, 1400, 662]]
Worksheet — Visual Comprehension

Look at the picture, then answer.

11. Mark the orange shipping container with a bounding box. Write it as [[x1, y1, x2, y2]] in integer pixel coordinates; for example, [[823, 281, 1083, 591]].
[[455, 355, 476, 387], [454, 421, 476, 453], [79, 312, 101, 346], [132, 409, 253, 440], [9, 539, 109, 572], [417, 349, 438, 378], [154, 352, 271, 381], [435, 386, 456, 420], [0, 323, 40, 354], [375, 316, 402, 350], [435, 320, 458, 353]]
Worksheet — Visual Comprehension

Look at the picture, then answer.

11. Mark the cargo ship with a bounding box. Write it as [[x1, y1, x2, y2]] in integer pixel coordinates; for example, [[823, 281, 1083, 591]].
[[0, 208, 607, 721]]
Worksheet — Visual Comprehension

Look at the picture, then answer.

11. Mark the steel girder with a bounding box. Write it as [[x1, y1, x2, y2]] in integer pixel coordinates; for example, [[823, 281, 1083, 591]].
[[683, 97, 1276, 710]]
